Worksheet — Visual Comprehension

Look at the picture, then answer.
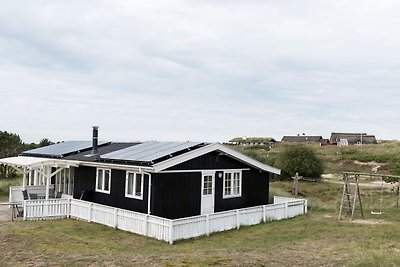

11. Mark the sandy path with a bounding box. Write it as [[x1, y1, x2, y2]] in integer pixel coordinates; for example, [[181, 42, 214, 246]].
[[0, 204, 12, 221]]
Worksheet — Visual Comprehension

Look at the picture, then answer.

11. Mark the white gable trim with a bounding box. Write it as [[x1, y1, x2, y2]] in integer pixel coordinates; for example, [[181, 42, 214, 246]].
[[0, 156, 79, 169], [152, 143, 281, 175]]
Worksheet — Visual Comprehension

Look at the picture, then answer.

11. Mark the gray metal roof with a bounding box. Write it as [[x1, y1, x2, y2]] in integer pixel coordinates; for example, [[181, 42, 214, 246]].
[[22, 141, 109, 157], [101, 141, 204, 162]]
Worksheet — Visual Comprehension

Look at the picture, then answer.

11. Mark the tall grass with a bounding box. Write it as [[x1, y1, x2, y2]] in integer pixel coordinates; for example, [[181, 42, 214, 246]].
[[0, 176, 21, 202]]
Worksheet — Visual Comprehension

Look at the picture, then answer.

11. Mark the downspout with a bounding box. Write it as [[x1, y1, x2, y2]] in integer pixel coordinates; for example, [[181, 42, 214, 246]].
[[147, 174, 152, 215]]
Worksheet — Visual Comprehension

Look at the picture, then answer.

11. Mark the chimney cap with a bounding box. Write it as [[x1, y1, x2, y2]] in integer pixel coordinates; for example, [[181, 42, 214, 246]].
[[93, 126, 99, 129]]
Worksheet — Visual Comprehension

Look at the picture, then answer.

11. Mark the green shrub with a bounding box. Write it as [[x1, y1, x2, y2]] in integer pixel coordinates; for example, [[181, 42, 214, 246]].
[[274, 145, 324, 180]]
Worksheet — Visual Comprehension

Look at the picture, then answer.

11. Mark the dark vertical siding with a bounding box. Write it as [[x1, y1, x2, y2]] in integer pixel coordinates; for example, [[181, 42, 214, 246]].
[[214, 169, 269, 212], [73, 166, 148, 213], [159, 151, 270, 215], [73, 150, 271, 219], [150, 172, 201, 219]]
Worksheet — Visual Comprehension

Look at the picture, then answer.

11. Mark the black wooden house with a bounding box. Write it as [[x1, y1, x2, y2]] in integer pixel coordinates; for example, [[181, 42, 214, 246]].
[[21, 128, 280, 219]]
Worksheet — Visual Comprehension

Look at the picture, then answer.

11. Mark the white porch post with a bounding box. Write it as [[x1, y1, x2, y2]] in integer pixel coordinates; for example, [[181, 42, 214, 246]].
[[22, 167, 27, 190], [45, 166, 50, 200], [147, 174, 152, 215]]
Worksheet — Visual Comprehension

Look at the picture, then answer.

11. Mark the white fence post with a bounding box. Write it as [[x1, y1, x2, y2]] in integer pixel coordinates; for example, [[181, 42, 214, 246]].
[[304, 200, 308, 214], [284, 202, 288, 219], [206, 215, 210, 236], [88, 202, 93, 222], [144, 215, 148, 236], [236, 209, 240, 229], [169, 220, 174, 245], [262, 205, 266, 223], [23, 200, 27, 220], [114, 208, 118, 228], [67, 199, 71, 218]]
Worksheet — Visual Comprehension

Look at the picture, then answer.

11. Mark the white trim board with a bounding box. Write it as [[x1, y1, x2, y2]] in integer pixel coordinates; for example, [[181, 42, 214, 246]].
[[159, 168, 250, 174], [0, 156, 79, 169], [153, 143, 281, 175]]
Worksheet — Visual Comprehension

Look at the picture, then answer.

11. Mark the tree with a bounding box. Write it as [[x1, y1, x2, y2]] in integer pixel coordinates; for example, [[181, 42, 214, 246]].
[[0, 131, 24, 179], [38, 138, 54, 147], [274, 145, 324, 180]]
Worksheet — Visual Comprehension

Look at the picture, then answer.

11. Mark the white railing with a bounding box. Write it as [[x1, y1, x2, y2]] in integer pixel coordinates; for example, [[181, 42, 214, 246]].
[[9, 185, 47, 203], [171, 198, 307, 242], [21, 196, 307, 244], [24, 199, 70, 220], [68, 199, 171, 243]]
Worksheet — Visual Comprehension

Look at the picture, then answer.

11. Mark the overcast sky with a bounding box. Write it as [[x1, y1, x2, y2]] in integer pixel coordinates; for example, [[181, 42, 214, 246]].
[[1, 1, 400, 143]]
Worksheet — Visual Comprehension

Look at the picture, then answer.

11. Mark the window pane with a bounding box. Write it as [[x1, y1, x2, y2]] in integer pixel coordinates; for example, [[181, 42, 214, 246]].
[[203, 175, 212, 195], [97, 169, 103, 190], [233, 173, 240, 195], [104, 170, 110, 191], [224, 173, 231, 195], [135, 174, 142, 196], [127, 173, 133, 195]]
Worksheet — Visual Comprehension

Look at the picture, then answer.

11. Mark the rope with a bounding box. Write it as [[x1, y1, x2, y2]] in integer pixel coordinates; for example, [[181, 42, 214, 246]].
[[371, 176, 383, 215]]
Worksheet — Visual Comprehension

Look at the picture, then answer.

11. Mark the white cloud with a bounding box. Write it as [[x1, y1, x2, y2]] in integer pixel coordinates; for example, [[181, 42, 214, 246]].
[[0, 0, 400, 143]]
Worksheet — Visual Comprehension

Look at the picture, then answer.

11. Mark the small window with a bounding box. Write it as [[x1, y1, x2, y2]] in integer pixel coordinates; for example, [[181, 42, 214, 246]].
[[223, 171, 241, 198], [203, 175, 213, 195], [96, 168, 111, 194], [125, 172, 146, 200]]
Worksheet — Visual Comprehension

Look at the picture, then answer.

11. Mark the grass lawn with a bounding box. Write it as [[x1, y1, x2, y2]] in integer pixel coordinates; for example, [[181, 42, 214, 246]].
[[2, 181, 400, 266]]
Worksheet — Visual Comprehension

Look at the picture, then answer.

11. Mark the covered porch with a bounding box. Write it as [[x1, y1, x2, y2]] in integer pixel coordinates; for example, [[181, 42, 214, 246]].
[[0, 156, 79, 204]]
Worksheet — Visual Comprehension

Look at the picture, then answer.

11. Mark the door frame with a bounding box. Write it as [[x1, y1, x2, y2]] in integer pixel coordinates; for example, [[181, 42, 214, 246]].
[[201, 171, 215, 215]]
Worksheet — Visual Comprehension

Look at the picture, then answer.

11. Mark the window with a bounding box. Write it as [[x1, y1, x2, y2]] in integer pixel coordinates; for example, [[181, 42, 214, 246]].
[[96, 168, 111, 194], [55, 168, 75, 195], [203, 175, 213, 195], [223, 171, 241, 198], [125, 172, 147, 200]]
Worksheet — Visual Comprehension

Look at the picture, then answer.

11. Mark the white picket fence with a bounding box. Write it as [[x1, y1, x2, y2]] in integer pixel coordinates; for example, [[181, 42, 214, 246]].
[[23, 196, 307, 244]]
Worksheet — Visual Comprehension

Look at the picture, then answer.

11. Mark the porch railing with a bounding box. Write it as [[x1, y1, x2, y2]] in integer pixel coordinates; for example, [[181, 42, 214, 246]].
[[9, 185, 47, 203], [22, 196, 307, 244]]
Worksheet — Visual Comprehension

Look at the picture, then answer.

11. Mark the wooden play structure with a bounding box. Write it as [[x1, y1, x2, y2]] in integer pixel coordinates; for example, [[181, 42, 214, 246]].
[[338, 172, 400, 221]]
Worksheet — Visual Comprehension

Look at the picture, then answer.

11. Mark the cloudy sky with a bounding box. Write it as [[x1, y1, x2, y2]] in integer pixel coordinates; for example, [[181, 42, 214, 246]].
[[1, 1, 400, 143]]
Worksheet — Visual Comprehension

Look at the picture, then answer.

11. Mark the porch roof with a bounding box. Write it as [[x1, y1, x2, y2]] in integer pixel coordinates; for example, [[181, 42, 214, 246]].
[[0, 156, 79, 169]]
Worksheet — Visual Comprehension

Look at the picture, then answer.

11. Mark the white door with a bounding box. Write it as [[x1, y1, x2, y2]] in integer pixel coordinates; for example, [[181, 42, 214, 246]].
[[201, 172, 215, 214]]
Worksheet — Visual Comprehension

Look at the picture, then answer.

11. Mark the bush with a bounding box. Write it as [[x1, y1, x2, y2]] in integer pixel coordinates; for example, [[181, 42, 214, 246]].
[[274, 145, 324, 180]]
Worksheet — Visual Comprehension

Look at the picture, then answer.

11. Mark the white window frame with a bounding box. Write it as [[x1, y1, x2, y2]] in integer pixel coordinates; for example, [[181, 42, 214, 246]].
[[96, 168, 111, 194], [223, 171, 242, 199], [125, 171, 146, 200]]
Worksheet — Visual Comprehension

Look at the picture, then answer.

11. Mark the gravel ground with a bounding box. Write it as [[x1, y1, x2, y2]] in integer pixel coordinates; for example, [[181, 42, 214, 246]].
[[0, 204, 12, 221]]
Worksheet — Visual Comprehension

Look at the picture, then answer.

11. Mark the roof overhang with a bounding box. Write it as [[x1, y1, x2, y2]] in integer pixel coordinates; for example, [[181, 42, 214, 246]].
[[0, 156, 79, 170], [153, 143, 281, 175]]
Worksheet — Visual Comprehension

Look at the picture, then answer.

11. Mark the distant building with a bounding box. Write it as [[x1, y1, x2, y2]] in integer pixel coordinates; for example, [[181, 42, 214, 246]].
[[228, 137, 276, 148], [281, 135, 324, 143], [330, 133, 377, 145]]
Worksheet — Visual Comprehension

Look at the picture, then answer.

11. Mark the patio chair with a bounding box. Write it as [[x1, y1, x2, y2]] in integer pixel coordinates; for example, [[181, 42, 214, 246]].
[[22, 190, 29, 200], [55, 192, 62, 198], [29, 193, 38, 200], [49, 189, 55, 198]]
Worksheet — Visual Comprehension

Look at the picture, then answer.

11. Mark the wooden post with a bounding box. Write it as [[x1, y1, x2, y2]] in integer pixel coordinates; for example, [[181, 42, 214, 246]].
[[113, 208, 118, 228], [144, 215, 148, 236], [262, 205, 266, 223], [169, 220, 174, 245], [88, 203, 93, 222], [23, 200, 27, 220], [292, 173, 302, 197], [22, 167, 27, 190], [304, 200, 308, 214], [67, 198, 71, 218], [236, 209, 240, 229], [284, 202, 288, 219], [206, 214, 210, 236]]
